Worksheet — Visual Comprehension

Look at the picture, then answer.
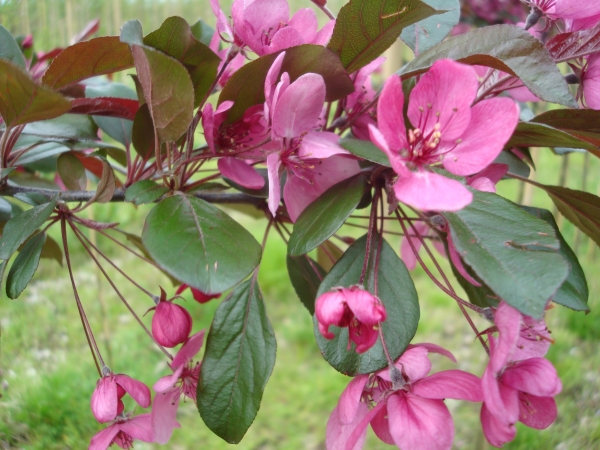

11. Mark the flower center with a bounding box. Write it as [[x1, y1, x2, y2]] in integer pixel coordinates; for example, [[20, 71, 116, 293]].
[[401, 123, 445, 170]]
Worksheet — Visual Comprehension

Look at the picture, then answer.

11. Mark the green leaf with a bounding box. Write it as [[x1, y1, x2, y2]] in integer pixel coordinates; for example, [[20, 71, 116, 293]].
[[40, 234, 63, 266], [0, 59, 71, 127], [132, 45, 194, 143], [401, 24, 577, 108], [314, 234, 419, 375], [522, 207, 589, 312], [142, 194, 261, 293], [125, 180, 169, 205], [190, 19, 216, 47], [328, 0, 438, 73], [144, 16, 221, 108], [400, 0, 459, 54], [0, 198, 12, 222], [493, 149, 530, 179], [42, 37, 134, 90], [541, 185, 600, 248], [506, 121, 599, 156], [22, 114, 99, 140], [57, 153, 87, 191], [6, 231, 46, 299], [120, 20, 144, 46], [288, 174, 366, 256], [219, 45, 354, 124], [0, 198, 57, 261], [198, 279, 276, 444], [286, 255, 326, 315], [86, 83, 137, 147], [443, 190, 569, 318], [131, 104, 155, 158], [0, 25, 26, 68], [340, 137, 391, 166]]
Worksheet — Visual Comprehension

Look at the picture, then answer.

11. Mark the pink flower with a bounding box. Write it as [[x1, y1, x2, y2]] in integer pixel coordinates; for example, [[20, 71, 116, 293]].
[[480, 302, 562, 447], [151, 330, 205, 444], [315, 286, 386, 354], [151, 300, 193, 348], [91, 372, 151, 423], [326, 344, 483, 450], [369, 59, 519, 212], [89, 413, 154, 450], [466, 163, 509, 194], [211, 0, 334, 56], [175, 284, 222, 304], [581, 54, 600, 110], [264, 52, 360, 221]]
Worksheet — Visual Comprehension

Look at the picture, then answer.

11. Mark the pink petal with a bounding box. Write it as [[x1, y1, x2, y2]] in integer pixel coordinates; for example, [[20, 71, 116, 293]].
[[441, 98, 519, 176], [210, 0, 233, 40], [91, 377, 118, 423], [89, 424, 120, 450], [269, 26, 305, 53], [349, 321, 380, 354], [114, 374, 151, 409], [270, 72, 290, 127], [465, 176, 497, 193], [343, 288, 386, 326], [414, 342, 457, 363], [482, 368, 520, 424], [501, 358, 562, 397], [267, 152, 282, 217], [312, 19, 335, 46], [412, 370, 483, 402], [264, 52, 286, 115], [272, 73, 325, 139], [370, 405, 394, 445], [152, 301, 193, 348], [172, 330, 206, 370], [288, 8, 318, 43], [518, 392, 557, 429], [338, 375, 369, 424], [491, 302, 522, 372], [387, 393, 454, 450], [380, 346, 432, 382], [393, 170, 473, 212], [325, 403, 370, 450], [315, 290, 347, 339], [408, 59, 478, 140], [218, 157, 265, 189], [154, 365, 184, 393], [344, 402, 386, 450], [368, 125, 408, 176], [118, 413, 155, 443], [447, 233, 481, 287], [481, 403, 516, 448], [377, 75, 408, 152], [240, 0, 289, 54], [202, 104, 216, 153], [513, 317, 551, 361], [584, 54, 600, 110], [555, 0, 600, 19], [298, 131, 348, 159], [151, 388, 181, 444]]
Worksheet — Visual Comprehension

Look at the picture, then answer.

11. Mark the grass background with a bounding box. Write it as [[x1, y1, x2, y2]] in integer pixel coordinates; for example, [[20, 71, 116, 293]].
[[0, 0, 600, 448]]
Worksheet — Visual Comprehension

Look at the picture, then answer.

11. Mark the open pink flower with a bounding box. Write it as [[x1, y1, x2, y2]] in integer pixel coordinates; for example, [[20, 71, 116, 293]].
[[481, 302, 562, 447], [315, 286, 386, 353], [211, 0, 334, 56], [151, 300, 193, 348], [91, 372, 151, 423], [369, 59, 519, 212], [263, 52, 360, 221], [175, 284, 222, 304], [151, 330, 205, 444], [89, 413, 154, 450], [581, 54, 600, 110], [327, 344, 483, 450]]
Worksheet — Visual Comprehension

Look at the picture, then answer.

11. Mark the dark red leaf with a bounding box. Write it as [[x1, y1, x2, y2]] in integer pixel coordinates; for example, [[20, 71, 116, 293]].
[[547, 22, 600, 62], [69, 97, 140, 121], [71, 19, 100, 44]]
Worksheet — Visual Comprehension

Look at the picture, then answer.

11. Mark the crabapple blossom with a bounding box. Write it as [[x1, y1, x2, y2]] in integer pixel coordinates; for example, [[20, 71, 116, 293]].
[[91, 372, 151, 423], [481, 302, 562, 447], [326, 344, 483, 450], [315, 286, 386, 353], [175, 284, 222, 304], [151, 299, 193, 348], [369, 59, 519, 212], [151, 330, 206, 444], [89, 413, 154, 450]]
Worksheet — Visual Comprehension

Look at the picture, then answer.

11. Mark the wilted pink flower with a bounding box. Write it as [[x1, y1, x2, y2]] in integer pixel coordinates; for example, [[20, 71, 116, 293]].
[[151, 300, 193, 348], [327, 344, 483, 450], [211, 0, 334, 56], [481, 302, 562, 447], [175, 284, 222, 304], [89, 413, 154, 450], [263, 52, 360, 221], [369, 59, 519, 212], [91, 372, 151, 423], [151, 330, 205, 444], [316, 286, 386, 353]]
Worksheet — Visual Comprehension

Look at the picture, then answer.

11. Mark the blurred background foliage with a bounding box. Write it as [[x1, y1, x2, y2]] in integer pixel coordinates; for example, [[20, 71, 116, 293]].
[[0, 0, 600, 449]]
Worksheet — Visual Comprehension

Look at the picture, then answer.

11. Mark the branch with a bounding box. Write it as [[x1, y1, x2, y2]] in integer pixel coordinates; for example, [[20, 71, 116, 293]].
[[0, 185, 265, 205]]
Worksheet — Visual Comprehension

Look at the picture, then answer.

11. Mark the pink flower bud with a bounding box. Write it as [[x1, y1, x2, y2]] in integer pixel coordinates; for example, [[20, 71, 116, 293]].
[[175, 284, 221, 304], [152, 301, 193, 348]]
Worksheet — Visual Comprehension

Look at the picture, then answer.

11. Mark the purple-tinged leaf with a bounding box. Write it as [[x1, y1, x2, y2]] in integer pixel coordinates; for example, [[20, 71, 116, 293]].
[[69, 97, 139, 121], [131, 104, 155, 158], [86, 83, 137, 147], [57, 152, 87, 191], [547, 22, 600, 62], [82, 159, 116, 207], [287, 255, 326, 315], [0, 59, 70, 127], [42, 37, 134, 90]]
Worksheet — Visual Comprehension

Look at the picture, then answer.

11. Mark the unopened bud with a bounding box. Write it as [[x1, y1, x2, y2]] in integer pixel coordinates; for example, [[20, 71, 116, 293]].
[[311, 0, 327, 6], [152, 301, 193, 348], [524, 7, 543, 30]]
